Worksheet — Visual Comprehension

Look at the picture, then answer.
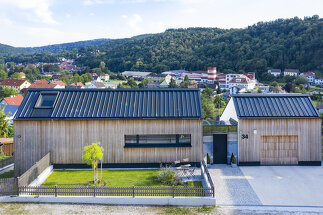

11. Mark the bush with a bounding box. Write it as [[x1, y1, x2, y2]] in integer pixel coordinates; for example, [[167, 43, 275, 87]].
[[156, 168, 182, 186]]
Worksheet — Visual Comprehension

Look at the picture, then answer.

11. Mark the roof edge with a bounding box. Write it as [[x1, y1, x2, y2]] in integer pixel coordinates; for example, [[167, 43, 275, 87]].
[[26, 88, 200, 92]]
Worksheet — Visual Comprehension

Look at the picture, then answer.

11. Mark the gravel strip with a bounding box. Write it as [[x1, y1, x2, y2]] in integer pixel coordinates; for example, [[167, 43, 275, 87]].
[[208, 164, 262, 206]]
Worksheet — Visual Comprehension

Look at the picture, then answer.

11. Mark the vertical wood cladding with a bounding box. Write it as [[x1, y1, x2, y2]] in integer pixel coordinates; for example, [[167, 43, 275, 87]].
[[238, 119, 321, 164], [14, 119, 202, 176]]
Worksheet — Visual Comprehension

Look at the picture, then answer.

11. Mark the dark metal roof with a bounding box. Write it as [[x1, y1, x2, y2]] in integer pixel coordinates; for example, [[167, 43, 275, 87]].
[[232, 94, 320, 119], [15, 88, 203, 120]]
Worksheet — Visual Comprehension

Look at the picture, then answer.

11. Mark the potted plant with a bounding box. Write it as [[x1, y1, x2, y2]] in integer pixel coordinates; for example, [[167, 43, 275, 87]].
[[230, 153, 237, 168]]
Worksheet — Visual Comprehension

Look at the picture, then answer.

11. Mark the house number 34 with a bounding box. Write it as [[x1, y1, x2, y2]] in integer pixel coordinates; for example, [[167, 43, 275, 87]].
[[241, 134, 248, 139]]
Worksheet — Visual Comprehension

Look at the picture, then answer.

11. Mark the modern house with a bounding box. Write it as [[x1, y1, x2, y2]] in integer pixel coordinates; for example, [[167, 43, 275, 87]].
[[14, 88, 203, 176], [0, 79, 31, 91], [220, 94, 321, 166]]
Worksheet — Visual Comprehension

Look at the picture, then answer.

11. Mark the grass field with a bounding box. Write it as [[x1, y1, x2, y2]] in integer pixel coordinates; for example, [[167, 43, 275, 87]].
[[42, 170, 202, 187], [0, 170, 14, 179]]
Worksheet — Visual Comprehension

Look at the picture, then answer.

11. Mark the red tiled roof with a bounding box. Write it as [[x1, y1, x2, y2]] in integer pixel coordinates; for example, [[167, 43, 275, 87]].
[[3, 95, 24, 105], [34, 80, 49, 84], [0, 79, 28, 87], [70, 82, 84, 87], [29, 83, 57, 89], [92, 73, 98, 77], [51, 80, 66, 86]]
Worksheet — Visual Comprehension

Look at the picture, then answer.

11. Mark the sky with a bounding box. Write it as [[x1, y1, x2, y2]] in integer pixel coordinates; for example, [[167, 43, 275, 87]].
[[0, 0, 322, 47]]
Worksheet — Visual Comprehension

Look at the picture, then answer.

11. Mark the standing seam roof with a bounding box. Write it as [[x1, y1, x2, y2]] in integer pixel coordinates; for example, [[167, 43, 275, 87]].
[[15, 88, 203, 120], [233, 94, 320, 118]]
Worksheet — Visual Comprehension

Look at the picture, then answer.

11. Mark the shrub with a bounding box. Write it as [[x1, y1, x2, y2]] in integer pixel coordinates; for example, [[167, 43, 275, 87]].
[[230, 153, 236, 164], [156, 168, 182, 186], [206, 153, 211, 164]]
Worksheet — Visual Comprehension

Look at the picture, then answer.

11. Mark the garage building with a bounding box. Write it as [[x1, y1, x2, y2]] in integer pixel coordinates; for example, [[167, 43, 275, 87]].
[[220, 94, 321, 166]]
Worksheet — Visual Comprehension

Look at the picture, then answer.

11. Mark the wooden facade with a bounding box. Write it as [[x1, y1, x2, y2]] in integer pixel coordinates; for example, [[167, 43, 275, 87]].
[[14, 119, 203, 176], [238, 118, 322, 164]]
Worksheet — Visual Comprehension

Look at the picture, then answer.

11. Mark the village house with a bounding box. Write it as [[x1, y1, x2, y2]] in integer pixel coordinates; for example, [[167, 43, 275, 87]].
[[51, 80, 66, 88], [100, 74, 110, 81], [87, 82, 106, 89], [0, 79, 31, 91], [301, 72, 316, 83], [122, 71, 152, 80], [315, 77, 323, 85], [67, 82, 85, 89], [268, 69, 281, 77], [19, 72, 26, 79], [13, 88, 203, 176], [284, 69, 300, 77], [0, 95, 24, 124]]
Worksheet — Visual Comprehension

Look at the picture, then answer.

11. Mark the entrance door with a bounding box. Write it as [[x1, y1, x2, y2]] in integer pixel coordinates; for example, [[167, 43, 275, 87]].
[[213, 134, 227, 164], [261, 135, 298, 165]]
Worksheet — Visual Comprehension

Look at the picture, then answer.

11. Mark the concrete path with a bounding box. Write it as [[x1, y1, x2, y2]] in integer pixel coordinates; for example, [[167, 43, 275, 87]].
[[208, 164, 262, 206], [209, 164, 323, 208], [240, 165, 323, 207]]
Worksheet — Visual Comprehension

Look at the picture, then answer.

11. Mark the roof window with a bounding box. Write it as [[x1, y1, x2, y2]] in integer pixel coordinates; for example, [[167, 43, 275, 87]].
[[35, 93, 57, 108]]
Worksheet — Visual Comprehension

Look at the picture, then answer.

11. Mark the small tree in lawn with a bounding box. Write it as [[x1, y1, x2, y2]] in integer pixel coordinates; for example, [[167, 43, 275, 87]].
[[82, 142, 104, 186]]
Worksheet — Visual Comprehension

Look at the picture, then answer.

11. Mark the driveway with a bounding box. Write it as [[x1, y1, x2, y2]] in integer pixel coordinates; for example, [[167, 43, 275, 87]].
[[209, 164, 323, 207], [240, 165, 323, 207]]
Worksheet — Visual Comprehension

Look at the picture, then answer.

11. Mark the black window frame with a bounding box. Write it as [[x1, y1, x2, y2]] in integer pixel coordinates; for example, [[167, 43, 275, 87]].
[[124, 134, 191, 148], [35, 92, 58, 109]]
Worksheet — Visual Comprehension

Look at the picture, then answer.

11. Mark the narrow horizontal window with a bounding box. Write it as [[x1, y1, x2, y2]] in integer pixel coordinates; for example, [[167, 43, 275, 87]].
[[124, 134, 191, 148], [35, 94, 57, 108]]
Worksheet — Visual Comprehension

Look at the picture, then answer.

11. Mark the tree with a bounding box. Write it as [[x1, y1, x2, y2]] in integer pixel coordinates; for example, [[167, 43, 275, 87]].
[[11, 72, 21, 79], [168, 79, 177, 88], [139, 78, 152, 88], [82, 142, 104, 186], [295, 76, 308, 85], [0, 70, 8, 79], [0, 87, 18, 100], [0, 106, 9, 138]]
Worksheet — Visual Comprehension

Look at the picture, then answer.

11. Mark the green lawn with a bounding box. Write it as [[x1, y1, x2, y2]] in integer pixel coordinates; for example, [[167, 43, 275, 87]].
[[0, 155, 8, 161], [42, 170, 202, 187], [0, 170, 14, 179]]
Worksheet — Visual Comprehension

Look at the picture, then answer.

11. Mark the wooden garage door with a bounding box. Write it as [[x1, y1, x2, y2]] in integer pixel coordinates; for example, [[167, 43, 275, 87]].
[[260, 135, 298, 165]]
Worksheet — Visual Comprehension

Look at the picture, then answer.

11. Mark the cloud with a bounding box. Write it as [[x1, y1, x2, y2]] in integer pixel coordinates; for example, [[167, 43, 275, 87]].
[[123, 14, 143, 31], [0, 0, 58, 25], [0, 17, 13, 25], [83, 0, 114, 6]]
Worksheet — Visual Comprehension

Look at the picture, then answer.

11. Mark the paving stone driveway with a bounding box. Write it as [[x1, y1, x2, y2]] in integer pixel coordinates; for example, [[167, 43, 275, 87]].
[[208, 164, 262, 206]]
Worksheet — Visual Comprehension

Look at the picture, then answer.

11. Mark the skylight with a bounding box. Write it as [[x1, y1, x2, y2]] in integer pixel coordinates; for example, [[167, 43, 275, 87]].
[[35, 94, 57, 108]]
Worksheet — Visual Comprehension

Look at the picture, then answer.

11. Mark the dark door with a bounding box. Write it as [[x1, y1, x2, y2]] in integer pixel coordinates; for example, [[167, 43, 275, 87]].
[[213, 134, 227, 164]]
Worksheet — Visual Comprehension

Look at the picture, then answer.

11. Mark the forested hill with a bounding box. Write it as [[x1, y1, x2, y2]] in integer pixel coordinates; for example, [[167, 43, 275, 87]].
[[1, 16, 323, 78], [0, 38, 110, 55], [75, 15, 323, 76]]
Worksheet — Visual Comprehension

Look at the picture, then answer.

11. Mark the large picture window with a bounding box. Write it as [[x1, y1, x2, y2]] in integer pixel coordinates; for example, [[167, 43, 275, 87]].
[[124, 134, 191, 148]]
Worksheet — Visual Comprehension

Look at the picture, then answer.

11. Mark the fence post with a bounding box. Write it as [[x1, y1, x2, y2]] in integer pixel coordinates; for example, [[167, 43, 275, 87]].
[[94, 186, 96, 197], [212, 186, 215, 198], [55, 185, 57, 197], [132, 185, 135, 198], [172, 185, 175, 198]]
